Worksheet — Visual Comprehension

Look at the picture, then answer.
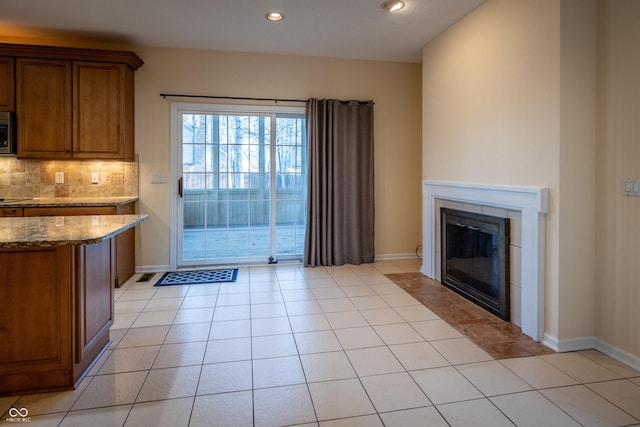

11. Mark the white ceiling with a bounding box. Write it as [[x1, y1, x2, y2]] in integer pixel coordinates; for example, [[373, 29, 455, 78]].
[[1, 0, 486, 63]]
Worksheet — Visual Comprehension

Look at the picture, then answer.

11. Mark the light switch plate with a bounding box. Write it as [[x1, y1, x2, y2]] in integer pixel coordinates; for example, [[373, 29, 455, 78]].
[[623, 178, 640, 197], [91, 172, 99, 184], [55, 172, 64, 184]]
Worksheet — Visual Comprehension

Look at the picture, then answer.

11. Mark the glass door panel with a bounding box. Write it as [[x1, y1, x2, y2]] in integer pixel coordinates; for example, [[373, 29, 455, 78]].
[[177, 106, 305, 266]]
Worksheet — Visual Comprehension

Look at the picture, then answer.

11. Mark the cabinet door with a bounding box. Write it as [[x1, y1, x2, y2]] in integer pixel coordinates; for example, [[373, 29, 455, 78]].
[[16, 58, 72, 158], [0, 246, 73, 394], [73, 62, 133, 160], [0, 57, 14, 112], [74, 239, 113, 373]]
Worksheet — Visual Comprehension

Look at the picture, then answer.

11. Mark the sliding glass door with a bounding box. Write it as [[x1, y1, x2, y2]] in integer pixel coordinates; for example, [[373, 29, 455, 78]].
[[174, 104, 306, 266]]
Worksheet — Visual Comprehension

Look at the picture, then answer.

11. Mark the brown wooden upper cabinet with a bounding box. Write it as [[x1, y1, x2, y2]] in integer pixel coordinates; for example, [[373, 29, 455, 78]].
[[16, 58, 73, 158], [73, 62, 134, 160], [0, 43, 143, 160], [17, 59, 134, 160], [0, 56, 15, 111]]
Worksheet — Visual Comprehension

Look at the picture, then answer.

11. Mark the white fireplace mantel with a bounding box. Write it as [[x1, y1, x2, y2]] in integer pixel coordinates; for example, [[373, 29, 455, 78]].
[[422, 180, 549, 341]]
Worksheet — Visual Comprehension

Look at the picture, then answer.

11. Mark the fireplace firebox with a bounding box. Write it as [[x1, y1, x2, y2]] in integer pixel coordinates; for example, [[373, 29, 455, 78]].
[[441, 208, 510, 320]]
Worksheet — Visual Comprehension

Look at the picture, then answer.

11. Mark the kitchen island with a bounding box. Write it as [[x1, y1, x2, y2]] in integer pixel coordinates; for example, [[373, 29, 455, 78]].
[[0, 214, 147, 396], [0, 197, 140, 287]]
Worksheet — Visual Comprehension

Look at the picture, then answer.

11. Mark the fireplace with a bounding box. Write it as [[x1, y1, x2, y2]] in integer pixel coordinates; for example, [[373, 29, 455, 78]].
[[441, 208, 510, 320], [422, 180, 548, 341]]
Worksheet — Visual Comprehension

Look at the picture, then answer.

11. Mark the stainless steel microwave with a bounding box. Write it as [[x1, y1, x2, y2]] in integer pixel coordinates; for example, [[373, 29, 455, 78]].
[[0, 111, 15, 155]]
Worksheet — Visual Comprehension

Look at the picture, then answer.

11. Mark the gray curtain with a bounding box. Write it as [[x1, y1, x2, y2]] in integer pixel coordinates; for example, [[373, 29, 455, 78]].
[[304, 98, 375, 267]]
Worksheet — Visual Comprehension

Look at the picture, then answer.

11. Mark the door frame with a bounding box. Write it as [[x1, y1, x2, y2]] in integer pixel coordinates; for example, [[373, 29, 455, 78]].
[[169, 102, 305, 271]]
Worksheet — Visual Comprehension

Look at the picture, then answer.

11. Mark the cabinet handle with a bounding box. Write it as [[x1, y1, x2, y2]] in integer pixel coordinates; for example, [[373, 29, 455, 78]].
[[178, 177, 183, 198]]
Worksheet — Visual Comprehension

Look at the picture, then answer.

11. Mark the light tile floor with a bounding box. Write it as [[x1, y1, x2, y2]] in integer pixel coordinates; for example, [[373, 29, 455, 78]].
[[2, 260, 640, 426]]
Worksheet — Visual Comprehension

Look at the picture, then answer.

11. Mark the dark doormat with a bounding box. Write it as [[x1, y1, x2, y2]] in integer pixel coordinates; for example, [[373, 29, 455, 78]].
[[154, 269, 238, 286]]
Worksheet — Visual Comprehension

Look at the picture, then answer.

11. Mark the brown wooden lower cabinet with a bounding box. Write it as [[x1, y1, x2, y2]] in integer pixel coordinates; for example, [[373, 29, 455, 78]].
[[23, 202, 136, 287], [0, 239, 114, 396], [114, 202, 135, 288]]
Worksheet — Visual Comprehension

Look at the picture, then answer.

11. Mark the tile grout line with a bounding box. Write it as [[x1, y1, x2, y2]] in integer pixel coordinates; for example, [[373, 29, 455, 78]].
[[278, 267, 321, 425]]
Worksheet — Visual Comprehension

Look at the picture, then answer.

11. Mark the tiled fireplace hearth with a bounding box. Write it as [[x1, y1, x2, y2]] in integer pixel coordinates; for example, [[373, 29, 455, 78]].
[[422, 180, 549, 341]]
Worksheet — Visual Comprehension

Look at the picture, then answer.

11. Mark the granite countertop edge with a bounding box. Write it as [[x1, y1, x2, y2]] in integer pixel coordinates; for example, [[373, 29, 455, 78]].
[[0, 196, 139, 208], [0, 214, 148, 249]]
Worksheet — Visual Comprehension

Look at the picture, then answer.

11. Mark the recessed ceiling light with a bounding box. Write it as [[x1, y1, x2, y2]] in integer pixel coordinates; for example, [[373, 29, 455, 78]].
[[381, 0, 405, 13], [266, 11, 284, 22]]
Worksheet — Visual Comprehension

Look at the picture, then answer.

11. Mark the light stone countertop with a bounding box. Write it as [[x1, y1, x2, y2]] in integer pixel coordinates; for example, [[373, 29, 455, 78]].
[[0, 196, 138, 208], [0, 214, 148, 248]]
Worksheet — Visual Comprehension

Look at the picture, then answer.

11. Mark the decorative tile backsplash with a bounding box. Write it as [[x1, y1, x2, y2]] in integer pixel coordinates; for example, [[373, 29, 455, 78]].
[[0, 157, 138, 198]]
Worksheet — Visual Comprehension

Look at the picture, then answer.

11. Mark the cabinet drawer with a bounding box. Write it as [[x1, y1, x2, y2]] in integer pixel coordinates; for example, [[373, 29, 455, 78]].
[[0, 207, 23, 217], [23, 206, 115, 216]]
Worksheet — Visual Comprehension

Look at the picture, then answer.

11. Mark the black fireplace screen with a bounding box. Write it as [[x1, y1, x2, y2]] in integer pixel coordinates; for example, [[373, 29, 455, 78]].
[[441, 208, 510, 320]]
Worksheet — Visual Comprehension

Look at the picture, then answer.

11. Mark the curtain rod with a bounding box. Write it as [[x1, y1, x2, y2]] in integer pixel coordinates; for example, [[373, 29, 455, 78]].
[[160, 94, 374, 105], [160, 93, 307, 103]]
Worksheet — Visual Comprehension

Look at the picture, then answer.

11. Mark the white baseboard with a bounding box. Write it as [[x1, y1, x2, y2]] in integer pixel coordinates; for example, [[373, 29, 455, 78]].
[[374, 253, 420, 261], [593, 338, 640, 372], [542, 333, 640, 372], [137, 254, 419, 273], [136, 265, 171, 274], [542, 333, 596, 352]]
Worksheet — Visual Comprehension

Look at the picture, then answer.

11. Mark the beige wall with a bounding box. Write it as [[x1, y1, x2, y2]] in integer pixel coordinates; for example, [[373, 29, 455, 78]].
[[595, 0, 640, 358], [9, 0, 638, 363], [133, 47, 423, 269], [422, 0, 604, 350], [558, 0, 598, 342], [0, 28, 423, 269]]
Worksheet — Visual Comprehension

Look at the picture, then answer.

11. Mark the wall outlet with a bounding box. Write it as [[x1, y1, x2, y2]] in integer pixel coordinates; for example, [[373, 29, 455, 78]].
[[91, 172, 99, 184], [55, 172, 64, 184], [149, 173, 165, 184]]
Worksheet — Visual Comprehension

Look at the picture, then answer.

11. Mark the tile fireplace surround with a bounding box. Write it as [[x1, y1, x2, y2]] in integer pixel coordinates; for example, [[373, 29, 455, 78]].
[[422, 180, 549, 342]]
